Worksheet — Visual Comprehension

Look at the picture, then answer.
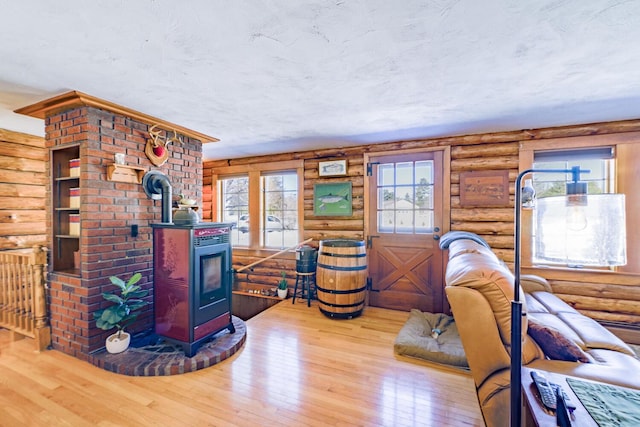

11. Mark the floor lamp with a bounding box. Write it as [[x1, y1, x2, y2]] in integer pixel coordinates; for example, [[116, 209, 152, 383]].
[[510, 166, 627, 427]]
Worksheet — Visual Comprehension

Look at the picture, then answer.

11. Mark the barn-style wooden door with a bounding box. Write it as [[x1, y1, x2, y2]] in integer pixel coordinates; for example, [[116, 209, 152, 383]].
[[365, 149, 449, 313]]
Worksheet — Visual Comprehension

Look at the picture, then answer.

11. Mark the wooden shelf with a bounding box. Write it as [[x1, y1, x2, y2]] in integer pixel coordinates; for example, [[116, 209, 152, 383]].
[[232, 290, 285, 301], [52, 145, 81, 275], [106, 164, 146, 184]]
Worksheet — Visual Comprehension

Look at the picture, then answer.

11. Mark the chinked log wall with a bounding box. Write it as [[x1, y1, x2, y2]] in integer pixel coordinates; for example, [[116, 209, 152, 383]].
[[203, 119, 640, 337], [0, 129, 47, 250]]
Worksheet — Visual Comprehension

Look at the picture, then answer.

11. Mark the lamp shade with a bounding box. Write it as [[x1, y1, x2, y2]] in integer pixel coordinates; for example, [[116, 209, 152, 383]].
[[534, 194, 626, 266]]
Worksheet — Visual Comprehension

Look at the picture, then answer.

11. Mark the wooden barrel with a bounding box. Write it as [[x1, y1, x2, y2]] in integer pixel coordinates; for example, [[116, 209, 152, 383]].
[[316, 239, 367, 319]]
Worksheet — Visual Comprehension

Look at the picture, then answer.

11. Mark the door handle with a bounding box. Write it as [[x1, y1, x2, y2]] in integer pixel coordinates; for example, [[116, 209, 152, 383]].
[[433, 226, 440, 241]]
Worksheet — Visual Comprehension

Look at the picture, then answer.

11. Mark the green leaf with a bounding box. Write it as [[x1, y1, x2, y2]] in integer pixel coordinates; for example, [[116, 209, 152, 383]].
[[127, 300, 148, 311], [126, 272, 142, 287], [102, 293, 123, 304], [109, 275, 126, 289], [126, 289, 149, 299]]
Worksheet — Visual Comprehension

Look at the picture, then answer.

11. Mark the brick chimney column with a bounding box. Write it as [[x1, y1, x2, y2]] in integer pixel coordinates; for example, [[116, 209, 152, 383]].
[[42, 105, 203, 359]]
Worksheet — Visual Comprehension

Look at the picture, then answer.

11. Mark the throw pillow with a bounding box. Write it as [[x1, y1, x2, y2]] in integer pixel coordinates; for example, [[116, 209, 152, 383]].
[[527, 318, 591, 363]]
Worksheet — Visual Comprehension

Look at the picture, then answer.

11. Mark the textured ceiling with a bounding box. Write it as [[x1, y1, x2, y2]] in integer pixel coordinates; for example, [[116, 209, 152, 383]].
[[1, 1, 640, 160]]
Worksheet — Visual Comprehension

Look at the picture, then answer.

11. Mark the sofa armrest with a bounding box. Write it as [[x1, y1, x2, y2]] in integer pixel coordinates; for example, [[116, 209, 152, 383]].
[[520, 274, 552, 293], [446, 286, 512, 388]]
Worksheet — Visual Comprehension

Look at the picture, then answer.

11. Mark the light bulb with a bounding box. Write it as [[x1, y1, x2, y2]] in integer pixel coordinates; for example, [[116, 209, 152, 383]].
[[567, 206, 588, 231]]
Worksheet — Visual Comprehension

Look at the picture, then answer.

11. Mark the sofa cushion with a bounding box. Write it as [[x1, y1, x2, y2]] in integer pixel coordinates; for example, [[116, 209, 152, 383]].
[[527, 318, 591, 363], [558, 312, 636, 356], [528, 312, 587, 349], [524, 293, 550, 314], [528, 291, 636, 357], [528, 291, 580, 315], [445, 239, 527, 347]]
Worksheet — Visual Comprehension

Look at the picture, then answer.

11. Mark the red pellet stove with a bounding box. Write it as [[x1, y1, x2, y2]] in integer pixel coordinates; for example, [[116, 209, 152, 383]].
[[143, 171, 235, 357]]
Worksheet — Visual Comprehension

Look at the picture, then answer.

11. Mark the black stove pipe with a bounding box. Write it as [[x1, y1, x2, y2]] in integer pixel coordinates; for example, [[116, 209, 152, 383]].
[[142, 170, 173, 224]]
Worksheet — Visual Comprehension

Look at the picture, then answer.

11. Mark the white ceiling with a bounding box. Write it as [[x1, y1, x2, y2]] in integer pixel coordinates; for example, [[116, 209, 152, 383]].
[[1, 1, 640, 160]]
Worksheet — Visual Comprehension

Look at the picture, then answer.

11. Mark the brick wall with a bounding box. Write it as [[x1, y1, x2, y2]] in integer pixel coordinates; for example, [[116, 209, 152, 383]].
[[45, 106, 202, 359]]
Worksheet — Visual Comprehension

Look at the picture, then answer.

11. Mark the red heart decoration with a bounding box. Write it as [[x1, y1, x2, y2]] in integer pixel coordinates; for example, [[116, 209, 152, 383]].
[[153, 145, 165, 157]]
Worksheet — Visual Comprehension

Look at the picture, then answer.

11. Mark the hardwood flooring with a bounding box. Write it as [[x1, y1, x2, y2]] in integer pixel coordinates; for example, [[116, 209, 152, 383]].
[[0, 300, 484, 426]]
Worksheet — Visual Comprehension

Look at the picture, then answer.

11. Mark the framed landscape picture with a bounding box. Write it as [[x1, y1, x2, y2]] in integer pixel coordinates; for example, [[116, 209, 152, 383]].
[[318, 159, 347, 176], [313, 182, 352, 216]]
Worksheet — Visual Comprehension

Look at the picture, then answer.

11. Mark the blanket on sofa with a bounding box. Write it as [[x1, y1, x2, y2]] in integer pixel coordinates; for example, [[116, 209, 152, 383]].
[[394, 309, 469, 368]]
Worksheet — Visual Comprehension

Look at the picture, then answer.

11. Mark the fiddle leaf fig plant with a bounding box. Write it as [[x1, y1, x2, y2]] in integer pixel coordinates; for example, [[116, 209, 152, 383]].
[[94, 272, 149, 338]]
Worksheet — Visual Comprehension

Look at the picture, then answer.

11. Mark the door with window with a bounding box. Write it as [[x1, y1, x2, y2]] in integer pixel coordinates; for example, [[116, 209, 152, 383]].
[[365, 150, 449, 312]]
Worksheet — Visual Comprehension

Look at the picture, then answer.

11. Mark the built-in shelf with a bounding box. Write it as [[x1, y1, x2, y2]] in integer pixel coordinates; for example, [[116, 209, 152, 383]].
[[106, 164, 146, 184], [52, 145, 81, 275]]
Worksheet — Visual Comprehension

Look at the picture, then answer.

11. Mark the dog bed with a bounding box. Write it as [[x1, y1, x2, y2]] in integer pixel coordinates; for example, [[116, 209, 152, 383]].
[[394, 309, 468, 368]]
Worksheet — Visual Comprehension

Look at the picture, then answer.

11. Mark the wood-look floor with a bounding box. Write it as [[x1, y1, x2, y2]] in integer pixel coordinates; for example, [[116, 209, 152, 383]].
[[0, 300, 484, 427]]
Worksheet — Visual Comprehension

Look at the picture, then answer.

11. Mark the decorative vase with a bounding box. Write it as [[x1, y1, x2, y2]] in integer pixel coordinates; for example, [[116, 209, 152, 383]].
[[105, 331, 131, 354], [277, 288, 288, 299]]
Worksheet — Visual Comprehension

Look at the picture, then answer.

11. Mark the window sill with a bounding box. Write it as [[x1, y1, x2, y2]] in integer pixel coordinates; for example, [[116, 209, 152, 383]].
[[522, 266, 640, 285]]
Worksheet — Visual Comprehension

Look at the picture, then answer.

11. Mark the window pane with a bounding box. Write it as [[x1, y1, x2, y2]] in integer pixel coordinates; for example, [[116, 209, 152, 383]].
[[415, 210, 434, 233], [378, 163, 395, 186], [221, 176, 249, 246], [396, 162, 413, 185], [415, 161, 433, 183], [375, 160, 434, 234], [262, 172, 298, 249], [533, 158, 611, 198]]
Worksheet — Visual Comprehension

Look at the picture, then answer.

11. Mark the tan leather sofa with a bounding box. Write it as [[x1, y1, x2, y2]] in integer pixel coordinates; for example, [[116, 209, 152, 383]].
[[441, 233, 640, 427]]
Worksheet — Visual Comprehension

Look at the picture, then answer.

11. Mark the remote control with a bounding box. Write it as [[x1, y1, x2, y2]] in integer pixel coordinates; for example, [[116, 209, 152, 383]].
[[551, 383, 576, 412], [531, 370, 557, 410]]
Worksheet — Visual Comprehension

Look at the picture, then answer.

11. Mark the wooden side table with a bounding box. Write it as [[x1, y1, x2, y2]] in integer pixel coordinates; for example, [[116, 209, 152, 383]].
[[521, 367, 599, 427]]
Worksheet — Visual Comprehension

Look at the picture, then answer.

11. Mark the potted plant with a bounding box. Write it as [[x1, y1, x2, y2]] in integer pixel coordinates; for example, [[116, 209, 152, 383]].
[[277, 271, 288, 299], [94, 272, 149, 354]]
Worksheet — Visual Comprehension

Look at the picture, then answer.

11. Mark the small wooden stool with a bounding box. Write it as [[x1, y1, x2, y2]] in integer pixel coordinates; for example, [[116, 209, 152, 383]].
[[292, 271, 316, 307]]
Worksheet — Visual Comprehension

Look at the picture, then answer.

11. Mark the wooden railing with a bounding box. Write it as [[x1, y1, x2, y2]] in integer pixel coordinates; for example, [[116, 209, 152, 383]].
[[0, 246, 50, 351]]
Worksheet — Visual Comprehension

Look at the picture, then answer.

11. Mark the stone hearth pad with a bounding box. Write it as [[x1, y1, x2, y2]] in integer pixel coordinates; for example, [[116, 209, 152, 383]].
[[88, 316, 246, 376]]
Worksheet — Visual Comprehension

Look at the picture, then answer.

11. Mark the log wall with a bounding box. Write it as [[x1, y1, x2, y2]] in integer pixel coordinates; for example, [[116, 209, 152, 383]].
[[203, 119, 640, 334], [0, 129, 47, 250]]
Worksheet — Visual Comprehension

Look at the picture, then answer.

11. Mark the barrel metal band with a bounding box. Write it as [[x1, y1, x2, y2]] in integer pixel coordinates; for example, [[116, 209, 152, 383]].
[[316, 285, 367, 294], [317, 298, 364, 308], [317, 263, 367, 271], [319, 252, 367, 258]]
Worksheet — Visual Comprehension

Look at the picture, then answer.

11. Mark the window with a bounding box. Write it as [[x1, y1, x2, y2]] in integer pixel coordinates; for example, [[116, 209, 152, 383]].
[[220, 176, 249, 246], [214, 160, 303, 250], [531, 147, 615, 267], [519, 132, 640, 274], [262, 173, 299, 248], [376, 160, 434, 234]]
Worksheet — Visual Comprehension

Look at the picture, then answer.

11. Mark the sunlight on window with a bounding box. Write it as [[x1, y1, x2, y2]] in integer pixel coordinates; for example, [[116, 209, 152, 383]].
[[376, 161, 434, 234], [262, 173, 298, 249], [532, 149, 615, 266], [221, 176, 249, 247]]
